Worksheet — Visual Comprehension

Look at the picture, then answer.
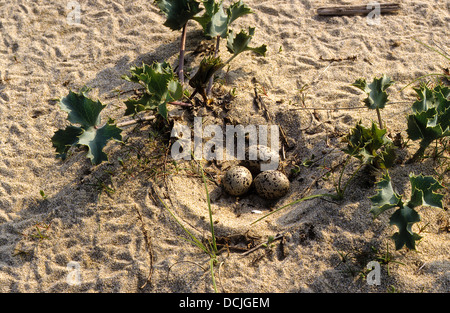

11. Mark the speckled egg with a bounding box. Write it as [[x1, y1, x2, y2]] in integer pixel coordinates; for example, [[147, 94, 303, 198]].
[[223, 166, 253, 196], [244, 144, 279, 173], [254, 170, 290, 200]]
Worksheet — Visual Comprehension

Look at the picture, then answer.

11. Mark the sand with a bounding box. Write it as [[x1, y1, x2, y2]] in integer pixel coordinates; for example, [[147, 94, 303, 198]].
[[0, 0, 448, 293]]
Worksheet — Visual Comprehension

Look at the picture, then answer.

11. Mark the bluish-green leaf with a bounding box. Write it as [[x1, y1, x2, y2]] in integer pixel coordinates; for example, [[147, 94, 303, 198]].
[[389, 206, 422, 250], [52, 91, 122, 165], [342, 121, 396, 169], [78, 119, 122, 165], [369, 173, 402, 217], [156, 0, 203, 30], [406, 84, 450, 154], [193, 0, 253, 38], [407, 174, 444, 209], [352, 74, 394, 110], [227, 0, 253, 25], [122, 62, 183, 119], [193, 0, 228, 38], [226, 27, 267, 57], [51, 125, 83, 160], [59, 91, 105, 128]]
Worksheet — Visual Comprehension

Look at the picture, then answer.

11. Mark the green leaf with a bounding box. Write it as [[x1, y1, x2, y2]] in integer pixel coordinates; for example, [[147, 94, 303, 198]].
[[122, 62, 183, 119], [352, 74, 394, 110], [59, 91, 104, 129], [124, 93, 155, 116], [78, 119, 122, 165], [389, 206, 422, 250], [193, 0, 253, 38], [156, 0, 202, 30], [193, 0, 228, 38], [342, 121, 396, 169], [370, 172, 445, 250], [406, 84, 450, 154], [51, 125, 83, 160], [227, 0, 253, 25], [52, 91, 122, 165], [407, 174, 444, 209], [411, 84, 450, 113], [369, 173, 402, 217], [189, 56, 224, 90], [167, 79, 184, 100], [226, 27, 267, 57]]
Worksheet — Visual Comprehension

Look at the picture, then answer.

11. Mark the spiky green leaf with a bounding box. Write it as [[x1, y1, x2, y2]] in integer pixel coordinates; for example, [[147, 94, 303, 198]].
[[156, 0, 202, 30], [193, 0, 228, 38], [370, 173, 444, 250], [406, 84, 450, 155], [193, 0, 253, 38], [389, 206, 422, 250], [342, 121, 396, 169], [407, 174, 444, 209], [59, 91, 104, 129], [78, 119, 122, 165], [352, 74, 394, 110], [122, 62, 183, 119], [369, 173, 402, 217], [51, 125, 83, 160], [226, 27, 267, 57], [52, 92, 122, 165], [227, 0, 253, 25]]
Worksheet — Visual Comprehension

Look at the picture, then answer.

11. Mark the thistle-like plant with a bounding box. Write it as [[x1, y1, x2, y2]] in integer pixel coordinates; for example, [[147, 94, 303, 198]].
[[406, 83, 450, 162], [342, 121, 396, 170], [188, 27, 266, 100], [156, 0, 266, 95], [121, 61, 184, 119], [370, 172, 444, 250], [155, 0, 203, 84], [51, 90, 122, 165], [193, 0, 265, 95]]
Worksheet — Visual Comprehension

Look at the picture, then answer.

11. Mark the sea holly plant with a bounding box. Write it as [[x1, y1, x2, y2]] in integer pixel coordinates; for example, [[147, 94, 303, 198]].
[[155, 0, 203, 84], [155, 0, 266, 95], [370, 172, 444, 250], [192, 0, 257, 93], [406, 84, 450, 162], [121, 61, 184, 119], [188, 27, 266, 100], [352, 74, 394, 129], [342, 121, 396, 170], [193, 0, 252, 39], [51, 90, 122, 165], [189, 55, 224, 103]]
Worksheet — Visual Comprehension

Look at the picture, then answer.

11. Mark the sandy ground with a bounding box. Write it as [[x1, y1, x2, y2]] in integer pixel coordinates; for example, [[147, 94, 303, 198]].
[[0, 0, 449, 293]]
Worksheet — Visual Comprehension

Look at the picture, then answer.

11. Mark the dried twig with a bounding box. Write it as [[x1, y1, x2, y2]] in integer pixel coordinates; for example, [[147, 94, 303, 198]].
[[317, 3, 401, 16], [239, 234, 284, 257]]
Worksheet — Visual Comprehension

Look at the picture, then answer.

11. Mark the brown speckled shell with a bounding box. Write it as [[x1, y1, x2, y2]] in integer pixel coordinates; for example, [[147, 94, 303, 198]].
[[223, 166, 253, 196], [254, 170, 289, 199]]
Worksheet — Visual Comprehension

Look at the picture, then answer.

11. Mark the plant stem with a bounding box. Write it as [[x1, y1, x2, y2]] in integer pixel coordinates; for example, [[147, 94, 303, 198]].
[[200, 162, 217, 255], [117, 115, 156, 128], [207, 36, 221, 96], [376, 108, 383, 129], [407, 144, 428, 164], [223, 53, 239, 68], [178, 23, 188, 85], [168, 101, 192, 107], [336, 155, 351, 198], [210, 259, 218, 293]]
